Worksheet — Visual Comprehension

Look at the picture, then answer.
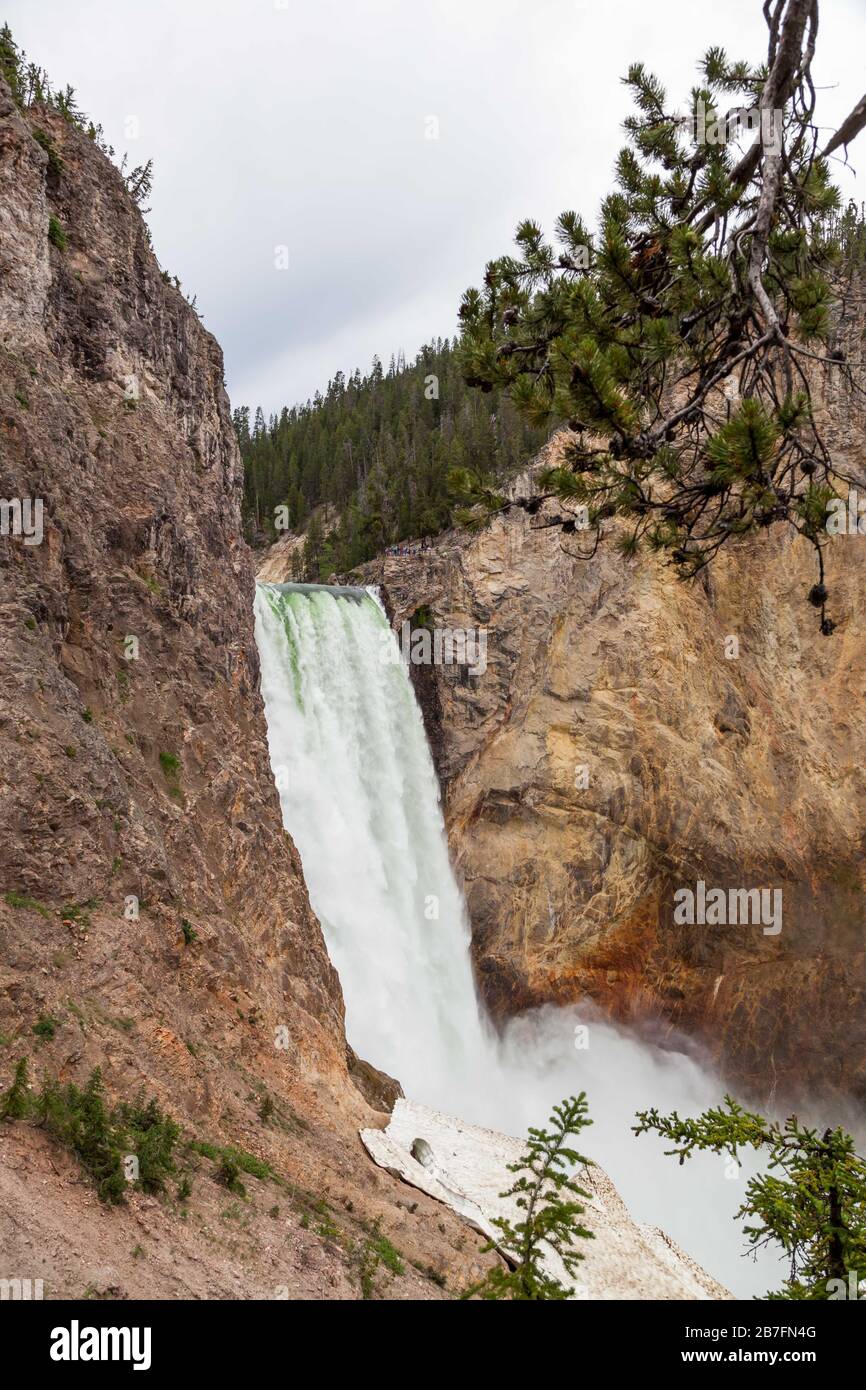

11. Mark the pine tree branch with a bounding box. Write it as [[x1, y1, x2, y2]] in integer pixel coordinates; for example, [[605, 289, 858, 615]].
[[823, 93, 866, 160]]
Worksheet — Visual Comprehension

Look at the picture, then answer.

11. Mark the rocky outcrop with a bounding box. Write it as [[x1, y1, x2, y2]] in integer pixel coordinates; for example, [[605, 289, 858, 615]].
[[0, 82, 493, 1298], [331, 352, 866, 1106]]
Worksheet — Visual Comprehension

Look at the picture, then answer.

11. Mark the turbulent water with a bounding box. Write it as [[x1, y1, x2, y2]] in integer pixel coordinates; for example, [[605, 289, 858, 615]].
[[254, 581, 778, 1297]]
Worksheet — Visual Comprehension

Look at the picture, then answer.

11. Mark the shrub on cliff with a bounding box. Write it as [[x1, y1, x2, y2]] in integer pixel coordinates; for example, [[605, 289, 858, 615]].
[[37, 1068, 127, 1204], [0, 1059, 180, 1205], [456, 0, 866, 632], [47, 214, 67, 251], [635, 1096, 866, 1299], [115, 1095, 181, 1195], [464, 1093, 595, 1300]]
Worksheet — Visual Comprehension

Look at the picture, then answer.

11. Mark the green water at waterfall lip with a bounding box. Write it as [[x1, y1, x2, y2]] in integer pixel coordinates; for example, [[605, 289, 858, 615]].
[[265, 581, 371, 603], [259, 581, 386, 715]]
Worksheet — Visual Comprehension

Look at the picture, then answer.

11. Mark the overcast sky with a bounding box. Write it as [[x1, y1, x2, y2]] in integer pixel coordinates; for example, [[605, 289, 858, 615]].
[[6, 0, 865, 415]]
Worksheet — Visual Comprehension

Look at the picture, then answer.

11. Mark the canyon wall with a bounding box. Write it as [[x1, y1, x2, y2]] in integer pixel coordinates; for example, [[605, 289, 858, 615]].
[[341, 356, 866, 1106], [0, 80, 491, 1298], [0, 79, 345, 1091]]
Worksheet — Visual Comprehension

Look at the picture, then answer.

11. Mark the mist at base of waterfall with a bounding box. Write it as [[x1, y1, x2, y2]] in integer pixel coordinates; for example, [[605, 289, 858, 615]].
[[254, 582, 782, 1298]]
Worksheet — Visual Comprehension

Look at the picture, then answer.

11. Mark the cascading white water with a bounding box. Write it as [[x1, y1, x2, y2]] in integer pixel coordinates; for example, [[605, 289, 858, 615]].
[[254, 582, 493, 1096], [254, 581, 777, 1297]]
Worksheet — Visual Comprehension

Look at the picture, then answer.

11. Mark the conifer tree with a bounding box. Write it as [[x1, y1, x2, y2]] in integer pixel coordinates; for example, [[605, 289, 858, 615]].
[[464, 1094, 595, 1300], [634, 1096, 866, 1299], [0, 1057, 31, 1121], [456, 0, 866, 631], [0, 23, 22, 104]]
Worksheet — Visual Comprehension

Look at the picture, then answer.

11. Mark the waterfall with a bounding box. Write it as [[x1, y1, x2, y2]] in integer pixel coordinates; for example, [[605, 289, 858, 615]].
[[254, 581, 778, 1297], [254, 580, 493, 1099]]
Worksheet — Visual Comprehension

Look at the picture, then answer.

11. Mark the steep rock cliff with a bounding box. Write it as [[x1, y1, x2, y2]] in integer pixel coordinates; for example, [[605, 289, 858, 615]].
[[0, 81, 345, 1080]]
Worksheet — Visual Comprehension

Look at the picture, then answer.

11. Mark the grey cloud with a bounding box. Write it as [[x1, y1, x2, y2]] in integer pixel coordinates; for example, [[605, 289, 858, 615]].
[[7, 0, 863, 413]]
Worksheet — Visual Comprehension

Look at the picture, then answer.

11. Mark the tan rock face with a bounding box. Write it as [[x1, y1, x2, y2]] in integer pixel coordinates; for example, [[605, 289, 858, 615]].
[[339, 357, 866, 1106]]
